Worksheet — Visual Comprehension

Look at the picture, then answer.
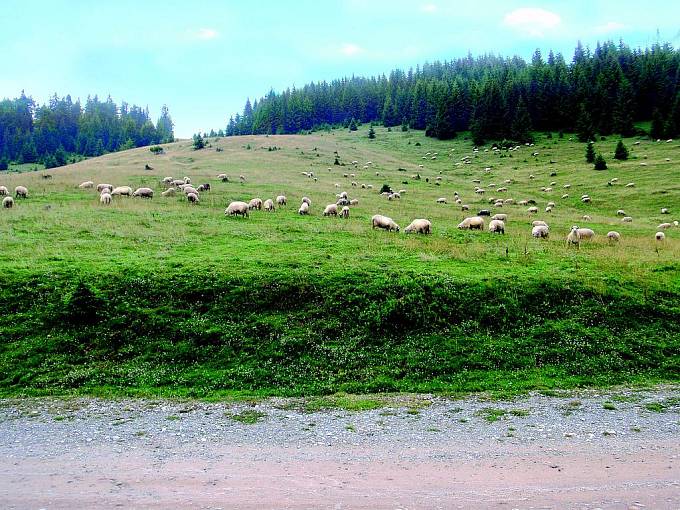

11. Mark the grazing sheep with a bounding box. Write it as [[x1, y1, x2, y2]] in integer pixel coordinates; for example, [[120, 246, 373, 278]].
[[96, 183, 113, 193], [532, 220, 548, 228], [581, 196, 591, 203], [616, 209, 626, 216], [239, 175, 245, 181], [184, 186, 199, 195], [338, 191, 348, 199], [457, 216, 484, 230], [622, 216, 633, 223], [217, 174, 229, 182], [371, 214, 400, 232], [437, 198, 447, 204], [477, 209, 490, 216], [248, 198, 263, 210], [3, 196, 14, 208], [566, 226, 580, 247], [545, 206, 553, 213], [298, 202, 310, 215], [655, 232, 665, 241], [172, 179, 185, 187], [625, 182, 635, 188], [577, 228, 595, 240], [225, 201, 249, 217], [132, 187, 154, 198], [323, 204, 338, 216], [518, 200, 528, 206], [461, 204, 470, 211], [351, 181, 357, 187], [161, 188, 176, 197], [276, 195, 287, 206], [100, 193, 112, 205], [302, 196, 311, 206], [336, 198, 349, 206], [187, 192, 199, 204], [183, 177, 191, 184], [488, 219, 505, 234], [661, 208, 669, 214], [562, 194, 569, 199], [340, 206, 350, 218], [528, 206, 538, 214], [531, 225, 550, 238], [162, 176, 174, 185], [79, 181, 94, 189], [264, 199, 275, 212], [388, 192, 401, 200], [404, 219, 432, 234], [607, 231, 621, 242], [111, 186, 132, 196], [657, 223, 673, 230], [349, 199, 359, 205], [197, 183, 211, 192], [14, 186, 28, 198], [492, 213, 507, 222], [367, 184, 373, 190]]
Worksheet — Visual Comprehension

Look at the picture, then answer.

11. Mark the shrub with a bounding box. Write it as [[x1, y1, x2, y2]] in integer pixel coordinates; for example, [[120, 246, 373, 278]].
[[594, 154, 608, 170], [614, 140, 629, 160], [379, 184, 392, 194]]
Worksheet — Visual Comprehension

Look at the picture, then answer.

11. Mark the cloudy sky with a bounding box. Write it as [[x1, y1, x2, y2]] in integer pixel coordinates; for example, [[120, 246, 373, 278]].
[[1, 0, 678, 137]]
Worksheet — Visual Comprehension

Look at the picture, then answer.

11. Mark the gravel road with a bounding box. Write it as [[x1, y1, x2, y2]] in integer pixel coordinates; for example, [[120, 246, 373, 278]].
[[1, 386, 678, 509]]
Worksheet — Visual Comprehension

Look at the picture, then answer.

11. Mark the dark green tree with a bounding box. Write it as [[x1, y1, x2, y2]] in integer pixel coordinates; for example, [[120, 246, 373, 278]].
[[585, 141, 596, 163], [0, 157, 8, 171], [193, 133, 205, 150], [576, 106, 595, 142], [368, 125, 376, 139], [510, 97, 533, 143], [348, 118, 358, 131], [594, 153, 608, 170], [650, 108, 665, 139], [612, 79, 635, 136], [614, 140, 629, 160]]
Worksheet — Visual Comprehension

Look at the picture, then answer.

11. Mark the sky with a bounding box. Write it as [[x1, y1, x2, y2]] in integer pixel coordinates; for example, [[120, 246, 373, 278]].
[[1, 1, 678, 138]]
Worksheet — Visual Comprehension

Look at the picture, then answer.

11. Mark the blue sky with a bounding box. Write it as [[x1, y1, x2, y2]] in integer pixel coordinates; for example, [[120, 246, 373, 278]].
[[1, 1, 678, 138]]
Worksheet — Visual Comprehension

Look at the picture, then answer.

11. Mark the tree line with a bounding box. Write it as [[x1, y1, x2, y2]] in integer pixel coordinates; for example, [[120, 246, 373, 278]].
[[0, 92, 174, 169], [225, 40, 680, 144]]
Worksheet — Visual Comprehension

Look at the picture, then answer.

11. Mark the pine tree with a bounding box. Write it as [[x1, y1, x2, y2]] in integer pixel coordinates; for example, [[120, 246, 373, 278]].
[[401, 119, 409, 132], [510, 97, 533, 143], [193, 133, 205, 150], [594, 153, 607, 170], [614, 140, 629, 160], [650, 108, 665, 139], [368, 125, 376, 139], [576, 106, 595, 143], [348, 118, 358, 131], [585, 141, 596, 163], [612, 79, 635, 137]]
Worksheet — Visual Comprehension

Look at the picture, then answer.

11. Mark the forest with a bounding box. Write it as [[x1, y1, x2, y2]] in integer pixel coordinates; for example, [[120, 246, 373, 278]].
[[0, 93, 174, 169], [225, 41, 680, 144]]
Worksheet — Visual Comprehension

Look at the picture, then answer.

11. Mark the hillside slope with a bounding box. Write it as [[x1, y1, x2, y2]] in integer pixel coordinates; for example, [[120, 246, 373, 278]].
[[0, 127, 678, 397]]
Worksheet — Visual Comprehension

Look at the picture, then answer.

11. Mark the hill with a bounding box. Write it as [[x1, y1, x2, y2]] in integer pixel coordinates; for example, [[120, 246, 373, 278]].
[[0, 127, 678, 398]]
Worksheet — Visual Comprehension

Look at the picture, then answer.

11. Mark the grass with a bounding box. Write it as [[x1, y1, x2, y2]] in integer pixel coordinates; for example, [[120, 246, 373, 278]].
[[224, 409, 266, 424], [0, 127, 678, 398], [603, 402, 617, 410]]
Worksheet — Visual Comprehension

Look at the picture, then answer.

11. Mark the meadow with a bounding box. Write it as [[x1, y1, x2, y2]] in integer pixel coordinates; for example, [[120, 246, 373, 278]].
[[0, 126, 678, 398]]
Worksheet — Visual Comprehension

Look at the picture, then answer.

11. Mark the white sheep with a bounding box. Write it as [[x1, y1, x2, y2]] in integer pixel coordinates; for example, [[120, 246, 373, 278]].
[[298, 202, 310, 215], [581, 196, 591, 203], [187, 192, 199, 203], [96, 183, 113, 192], [661, 208, 669, 214], [349, 199, 359, 205], [607, 231, 621, 242], [388, 192, 401, 200], [528, 206, 538, 214], [532, 220, 548, 228], [577, 228, 595, 240], [372, 214, 400, 232], [655, 232, 665, 241], [531, 225, 550, 238], [582, 215, 592, 221], [264, 199, 275, 212], [302, 196, 311, 206], [339, 206, 350, 218], [3, 196, 14, 208], [404, 219, 432, 234], [100, 193, 112, 205], [657, 223, 672, 230], [132, 187, 154, 199], [183, 177, 191, 184], [162, 176, 174, 185], [489, 219, 505, 234], [492, 214, 507, 222], [622, 216, 633, 223], [161, 188, 176, 197], [111, 186, 132, 196], [437, 198, 447, 204], [566, 226, 580, 247], [457, 216, 484, 230], [616, 209, 626, 216], [625, 182, 635, 188], [248, 198, 263, 210], [217, 174, 229, 182], [225, 201, 249, 217], [14, 186, 28, 198], [276, 195, 287, 206], [79, 181, 94, 189], [323, 204, 338, 216]]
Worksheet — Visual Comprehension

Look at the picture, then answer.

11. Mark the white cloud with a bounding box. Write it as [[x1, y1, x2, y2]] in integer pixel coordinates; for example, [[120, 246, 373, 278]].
[[421, 3, 437, 13], [192, 28, 219, 40], [340, 43, 364, 56], [593, 21, 625, 34], [503, 7, 561, 37]]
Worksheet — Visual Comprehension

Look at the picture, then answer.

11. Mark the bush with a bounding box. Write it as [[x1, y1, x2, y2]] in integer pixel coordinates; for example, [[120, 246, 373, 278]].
[[192, 134, 205, 150], [368, 126, 376, 139], [150, 146, 164, 155], [379, 184, 392, 194], [614, 140, 629, 160], [594, 154, 608, 170]]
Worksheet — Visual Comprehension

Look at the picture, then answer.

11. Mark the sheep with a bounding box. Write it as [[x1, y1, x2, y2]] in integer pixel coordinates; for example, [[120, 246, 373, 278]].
[[566, 226, 580, 247], [225, 201, 249, 217], [79, 181, 94, 189], [577, 228, 595, 240], [528, 206, 538, 214], [111, 186, 132, 196], [14, 186, 28, 198], [248, 198, 263, 210], [504, 199, 514, 205], [276, 195, 287, 206], [657, 223, 673, 230], [183, 177, 191, 184], [488, 219, 505, 234], [351, 181, 358, 187], [545, 206, 553, 213], [298, 202, 310, 215], [532, 225, 550, 238], [302, 197, 311, 206], [132, 187, 154, 198], [339, 206, 350, 218], [0, 186, 7, 196], [582, 215, 592, 221], [336, 198, 350, 206], [532, 220, 548, 228], [3, 196, 14, 208], [581, 196, 591, 203], [491, 213, 507, 222], [184, 186, 199, 196], [655, 232, 665, 241], [661, 208, 669, 214], [97, 183, 114, 193], [161, 188, 176, 197], [197, 183, 211, 192], [187, 192, 199, 204], [625, 182, 635, 188], [518, 200, 528, 206], [477, 209, 491, 216], [239, 175, 245, 181], [616, 209, 626, 216], [217, 174, 229, 182], [607, 231, 621, 242], [437, 198, 447, 204], [264, 199, 275, 212], [404, 219, 432, 234], [562, 194, 569, 199], [100, 193, 112, 205], [349, 199, 359, 205], [457, 216, 484, 230], [622, 216, 633, 223], [323, 204, 338, 216], [388, 192, 401, 200], [372, 214, 400, 232], [398, 189, 407, 195], [172, 179, 185, 187], [338, 191, 348, 199], [461, 204, 470, 211], [162, 176, 174, 185], [547, 202, 555, 208]]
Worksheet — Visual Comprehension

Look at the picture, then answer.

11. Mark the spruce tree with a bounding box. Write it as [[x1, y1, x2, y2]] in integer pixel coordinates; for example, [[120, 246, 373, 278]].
[[576, 106, 595, 143], [510, 97, 533, 143], [348, 118, 358, 131], [368, 125, 376, 139], [585, 141, 596, 163], [614, 140, 629, 160], [650, 108, 665, 139], [401, 119, 409, 132], [594, 153, 607, 170], [193, 133, 205, 150]]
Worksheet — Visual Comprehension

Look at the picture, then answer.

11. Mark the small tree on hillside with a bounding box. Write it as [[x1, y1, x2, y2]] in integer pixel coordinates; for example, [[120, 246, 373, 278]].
[[585, 141, 596, 163], [193, 133, 205, 150], [368, 125, 376, 139], [401, 119, 409, 132], [614, 140, 629, 160], [348, 118, 358, 132], [594, 153, 607, 170]]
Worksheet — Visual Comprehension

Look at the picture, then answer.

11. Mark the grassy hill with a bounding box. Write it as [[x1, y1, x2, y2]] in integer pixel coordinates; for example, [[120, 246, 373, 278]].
[[0, 126, 678, 398]]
